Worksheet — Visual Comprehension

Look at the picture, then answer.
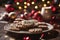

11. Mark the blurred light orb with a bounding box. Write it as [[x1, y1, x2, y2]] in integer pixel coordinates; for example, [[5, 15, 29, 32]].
[[24, 9, 26, 12], [26, 37, 29, 40], [20, 14, 24, 17], [4, 35, 8, 38], [59, 4, 60, 7], [47, 1, 50, 4], [19, 6, 22, 9], [24, 6, 27, 8], [35, 6, 38, 9], [5, 4, 10, 8], [31, 2, 35, 4], [27, 3, 30, 6], [44, 4, 47, 7], [42, 0, 45, 2], [24, 2, 27, 4], [23, 37, 30, 40], [52, 16, 55, 19], [16, 2, 20, 5]]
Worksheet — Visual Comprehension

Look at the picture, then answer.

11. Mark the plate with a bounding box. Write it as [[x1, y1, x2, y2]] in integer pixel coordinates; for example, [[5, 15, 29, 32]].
[[4, 22, 53, 34], [0, 21, 8, 23]]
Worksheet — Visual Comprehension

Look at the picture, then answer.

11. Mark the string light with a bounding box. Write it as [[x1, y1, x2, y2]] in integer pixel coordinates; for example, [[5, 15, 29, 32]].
[[47, 1, 50, 4], [59, 4, 60, 7], [24, 9, 27, 11], [24, 6, 27, 8], [16, 2, 20, 5], [44, 4, 47, 7], [20, 14, 24, 17], [27, 3, 30, 6], [24, 2, 27, 5], [35, 6, 38, 9], [18, 6, 22, 9], [31, 2, 35, 4], [5, 4, 10, 8], [42, 0, 45, 2]]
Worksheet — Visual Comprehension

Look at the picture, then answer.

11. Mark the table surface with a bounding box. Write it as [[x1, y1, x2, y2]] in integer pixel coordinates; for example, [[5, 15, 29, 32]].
[[0, 23, 60, 40]]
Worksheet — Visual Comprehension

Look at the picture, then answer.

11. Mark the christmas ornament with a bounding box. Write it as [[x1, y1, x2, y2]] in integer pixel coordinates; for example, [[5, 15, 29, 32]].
[[51, 6, 56, 12], [5, 4, 14, 13]]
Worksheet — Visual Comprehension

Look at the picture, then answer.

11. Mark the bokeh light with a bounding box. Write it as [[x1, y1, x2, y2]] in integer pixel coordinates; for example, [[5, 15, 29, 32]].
[[35, 6, 38, 9], [4, 35, 8, 38], [44, 4, 47, 7], [23, 37, 30, 40], [27, 3, 30, 6], [42, 0, 45, 2], [31, 2, 35, 4], [47, 1, 50, 4], [24, 6, 27, 8], [59, 4, 60, 7], [18, 6, 22, 9], [5, 4, 10, 8], [24, 9, 27, 12], [24, 2, 27, 5], [16, 2, 20, 5]]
